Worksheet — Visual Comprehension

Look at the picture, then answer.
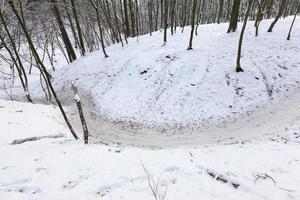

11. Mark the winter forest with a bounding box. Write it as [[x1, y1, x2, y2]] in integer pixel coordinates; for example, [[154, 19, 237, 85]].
[[0, 0, 300, 199]]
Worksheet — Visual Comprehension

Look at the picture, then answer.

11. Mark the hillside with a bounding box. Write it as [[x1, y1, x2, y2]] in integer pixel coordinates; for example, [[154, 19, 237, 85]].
[[29, 17, 300, 132]]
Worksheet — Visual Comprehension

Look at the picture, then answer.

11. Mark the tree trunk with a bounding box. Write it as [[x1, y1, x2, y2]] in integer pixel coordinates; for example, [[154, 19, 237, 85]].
[[267, 0, 288, 32], [128, 0, 135, 36], [217, 0, 224, 24], [51, 0, 77, 62], [148, 0, 153, 35], [187, 0, 197, 50], [70, 0, 86, 55], [89, 0, 109, 57], [287, 3, 300, 40], [123, 0, 131, 37], [227, 0, 241, 33], [163, 0, 169, 43], [236, 0, 253, 72]]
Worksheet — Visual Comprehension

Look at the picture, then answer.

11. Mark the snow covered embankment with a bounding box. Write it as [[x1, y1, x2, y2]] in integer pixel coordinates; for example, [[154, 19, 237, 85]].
[[27, 17, 300, 139]]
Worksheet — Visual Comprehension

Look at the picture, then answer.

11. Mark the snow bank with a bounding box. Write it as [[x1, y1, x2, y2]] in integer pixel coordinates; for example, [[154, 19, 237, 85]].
[[33, 17, 300, 130]]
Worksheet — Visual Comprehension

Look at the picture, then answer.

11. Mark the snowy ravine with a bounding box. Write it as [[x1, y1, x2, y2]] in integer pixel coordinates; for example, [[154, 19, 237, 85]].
[[0, 99, 300, 200], [27, 17, 300, 132], [1, 16, 300, 200]]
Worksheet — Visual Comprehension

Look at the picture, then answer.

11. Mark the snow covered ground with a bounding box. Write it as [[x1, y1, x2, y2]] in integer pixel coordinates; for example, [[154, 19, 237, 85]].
[[1, 17, 300, 140], [1, 99, 300, 200], [28, 16, 300, 132]]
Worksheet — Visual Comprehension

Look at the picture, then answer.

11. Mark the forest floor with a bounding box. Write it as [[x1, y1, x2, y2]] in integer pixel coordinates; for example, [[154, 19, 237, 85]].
[[0, 17, 300, 199]]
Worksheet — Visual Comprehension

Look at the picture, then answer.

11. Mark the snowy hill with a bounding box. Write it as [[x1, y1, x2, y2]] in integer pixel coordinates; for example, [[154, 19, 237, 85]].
[[33, 17, 300, 133]]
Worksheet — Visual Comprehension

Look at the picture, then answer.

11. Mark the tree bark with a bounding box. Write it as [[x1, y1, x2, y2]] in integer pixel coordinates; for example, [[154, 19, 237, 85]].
[[227, 0, 241, 33]]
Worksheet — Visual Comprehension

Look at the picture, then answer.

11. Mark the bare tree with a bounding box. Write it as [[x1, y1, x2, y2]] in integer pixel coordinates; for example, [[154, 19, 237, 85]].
[[89, 0, 109, 57]]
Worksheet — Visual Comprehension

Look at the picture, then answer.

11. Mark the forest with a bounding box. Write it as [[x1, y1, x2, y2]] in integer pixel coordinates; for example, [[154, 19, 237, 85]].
[[0, 0, 300, 199]]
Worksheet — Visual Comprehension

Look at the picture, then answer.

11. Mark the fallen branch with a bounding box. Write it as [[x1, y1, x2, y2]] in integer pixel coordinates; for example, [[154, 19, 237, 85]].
[[254, 173, 276, 185], [207, 170, 240, 189], [11, 134, 64, 145]]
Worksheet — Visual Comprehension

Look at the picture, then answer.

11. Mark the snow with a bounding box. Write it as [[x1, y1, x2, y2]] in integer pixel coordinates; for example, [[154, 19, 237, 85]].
[[74, 94, 81, 102], [0, 99, 300, 200], [1, 17, 300, 200], [22, 17, 300, 133]]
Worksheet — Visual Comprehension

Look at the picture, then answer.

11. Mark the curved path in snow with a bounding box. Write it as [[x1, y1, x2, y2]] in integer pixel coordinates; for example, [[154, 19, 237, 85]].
[[69, 93, 300, 148]]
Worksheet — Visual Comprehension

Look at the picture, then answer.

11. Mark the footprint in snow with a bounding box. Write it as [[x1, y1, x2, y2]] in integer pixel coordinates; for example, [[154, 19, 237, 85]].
[[96, 183, 122, 197], [63, 175, 90, 190], [63, 180, 79, 190], [0, 186, 41, 194]]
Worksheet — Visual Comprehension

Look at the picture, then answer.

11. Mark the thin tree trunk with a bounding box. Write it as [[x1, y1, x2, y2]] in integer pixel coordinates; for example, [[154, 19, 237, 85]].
[[267, 0, 288, 32], [148, 0, 153, 35], [51, 0, 77, 62], [287, 3, 300, 40], [62, 0, 79, 49], [236, 0, 253, 72], [70, 0, 86, 55], [163, 0, 169, 43], [170, 0, 176, 35], [187, 0, 197, 50]]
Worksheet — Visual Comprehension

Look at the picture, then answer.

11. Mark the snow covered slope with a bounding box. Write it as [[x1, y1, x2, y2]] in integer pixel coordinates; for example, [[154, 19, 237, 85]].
[[1, 99, 300, 200], [35, 17, 300, 131]]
